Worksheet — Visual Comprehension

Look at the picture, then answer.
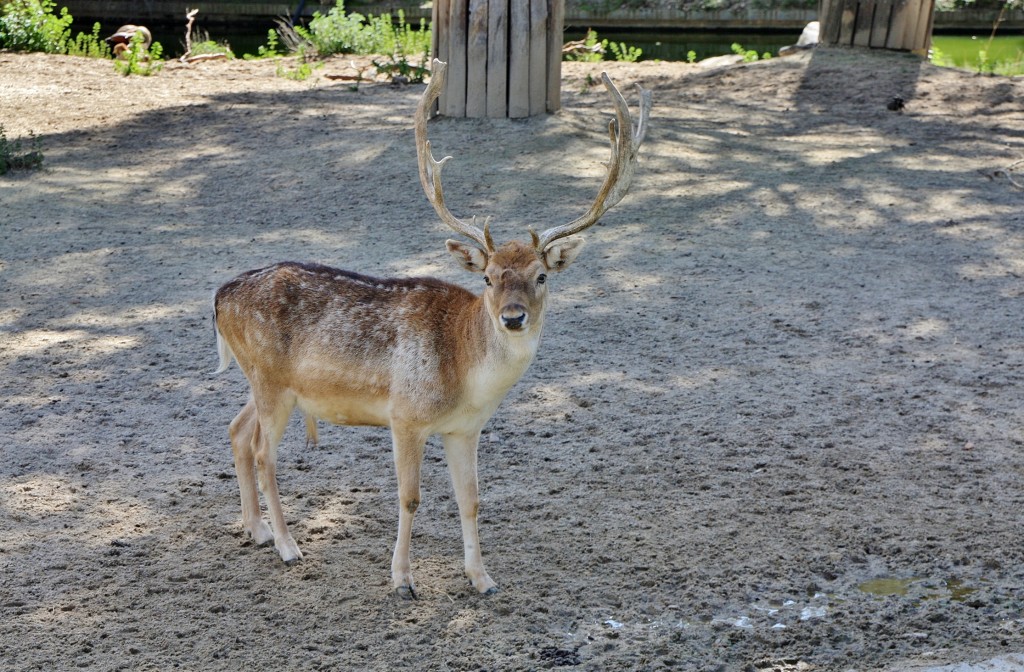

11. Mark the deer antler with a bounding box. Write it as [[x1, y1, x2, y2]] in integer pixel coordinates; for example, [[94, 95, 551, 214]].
[[532, 74, 652, 252], [416, 59, 494, 252]]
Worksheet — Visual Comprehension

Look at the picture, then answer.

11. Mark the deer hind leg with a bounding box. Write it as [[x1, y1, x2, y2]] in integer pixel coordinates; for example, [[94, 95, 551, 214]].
[[250, 391, 302, 564], [443, 431, 497, 595], [229, 398, 274, 546], [390, 423, 429, 599]]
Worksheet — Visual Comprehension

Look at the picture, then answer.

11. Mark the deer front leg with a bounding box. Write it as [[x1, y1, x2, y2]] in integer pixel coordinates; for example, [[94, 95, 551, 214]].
[[443, 431, 497, 595], [391, 424, 428, 598]]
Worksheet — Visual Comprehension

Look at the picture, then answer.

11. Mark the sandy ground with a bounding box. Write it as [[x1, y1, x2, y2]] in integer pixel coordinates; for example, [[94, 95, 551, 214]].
[[1, 49, 1023, 671]]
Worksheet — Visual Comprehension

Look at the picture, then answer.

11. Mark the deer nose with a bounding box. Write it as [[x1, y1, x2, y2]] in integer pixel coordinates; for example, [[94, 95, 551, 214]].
[[500, 306, 528, 331]]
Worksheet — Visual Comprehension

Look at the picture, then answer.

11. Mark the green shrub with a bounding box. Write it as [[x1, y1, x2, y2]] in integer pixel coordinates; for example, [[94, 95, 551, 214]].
[[65, 21, 110, 58], [295, 1, 429, 58], [604, 39, 643, 62], [190, 38, 234, 59], [244, 28, 282, 60], [0, 1, 113, 59], [0, 0, 71, 52], [373, 47, 430, 83], [731, 42, 771, 62], [565, 29, 644, 62], [564, 29, 605, 62]]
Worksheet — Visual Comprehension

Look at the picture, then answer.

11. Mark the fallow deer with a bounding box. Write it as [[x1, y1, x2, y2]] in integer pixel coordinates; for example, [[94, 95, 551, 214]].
[[213, 59, 651, 597]]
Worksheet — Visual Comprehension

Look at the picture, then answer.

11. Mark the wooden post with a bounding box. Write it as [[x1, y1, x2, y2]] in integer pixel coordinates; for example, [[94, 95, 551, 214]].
[[434, 0, 564, 118], [819, 0, 935, 54], [486, 0, 508, 118]]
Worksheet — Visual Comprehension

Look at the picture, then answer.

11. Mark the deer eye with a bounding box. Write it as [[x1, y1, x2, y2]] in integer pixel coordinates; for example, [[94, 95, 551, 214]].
[[537, 274, 547, 285], [484, 276, 492, 287]]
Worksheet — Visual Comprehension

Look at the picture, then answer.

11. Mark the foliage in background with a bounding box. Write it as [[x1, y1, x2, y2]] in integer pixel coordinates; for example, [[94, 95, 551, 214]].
[[0, 0, 71, 52], [65, 22, 111, 58], [276, 58, 322, 80], [373, 48, 430, 82], [928, 0, 1024, 74], [252, 2, 431, 81], [930, 39, 1024, 74], [568, 0, 1022, 10], [731, 42, 771, 62], [564, 28, 604, 61], [570, 0, 818, 10], [187, 28, 235, 59], [934, 0, 1022, 9], [294, 1, 429, 57], [113, 30, 164, 76], [244, 28, 283, 59], [0, 1, 165, 71], [605, 39, 643, 61], [563, 28, 644, 61], [0, 124, 43, 175]]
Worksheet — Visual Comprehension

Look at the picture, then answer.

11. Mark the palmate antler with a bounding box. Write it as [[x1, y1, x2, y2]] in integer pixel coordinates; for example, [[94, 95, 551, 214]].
[[415, 59, 652, 253], [532, 72, 652, 251]]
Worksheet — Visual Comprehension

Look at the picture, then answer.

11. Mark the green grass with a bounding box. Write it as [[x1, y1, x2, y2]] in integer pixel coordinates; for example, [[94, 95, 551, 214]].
[[931, 34, 1024, 75]]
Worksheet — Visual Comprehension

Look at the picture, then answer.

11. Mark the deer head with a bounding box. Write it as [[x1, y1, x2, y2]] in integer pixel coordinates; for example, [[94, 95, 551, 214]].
[[416, 59, 652, 338]]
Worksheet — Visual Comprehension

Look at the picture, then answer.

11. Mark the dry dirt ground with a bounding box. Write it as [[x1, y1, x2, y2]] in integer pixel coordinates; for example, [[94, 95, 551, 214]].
[[1, 48, 1023, 671]]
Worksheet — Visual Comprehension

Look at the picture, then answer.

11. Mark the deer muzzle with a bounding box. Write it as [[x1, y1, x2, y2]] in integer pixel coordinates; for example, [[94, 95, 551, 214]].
[[500, 304, 528, 331]]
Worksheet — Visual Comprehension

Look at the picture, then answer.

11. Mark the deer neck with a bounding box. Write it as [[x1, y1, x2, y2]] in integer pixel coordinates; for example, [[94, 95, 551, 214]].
[[457, 296, 543, 410]]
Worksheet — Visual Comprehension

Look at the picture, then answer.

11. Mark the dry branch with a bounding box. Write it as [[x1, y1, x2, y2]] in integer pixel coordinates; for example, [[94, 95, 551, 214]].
[[982, 158, 1024, 190], [179, 8, 200, 64]]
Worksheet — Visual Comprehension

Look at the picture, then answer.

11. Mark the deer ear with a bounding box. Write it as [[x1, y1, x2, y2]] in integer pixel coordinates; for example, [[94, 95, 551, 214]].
[[543, 237, 586, 272], [446, 240, 489, 273]]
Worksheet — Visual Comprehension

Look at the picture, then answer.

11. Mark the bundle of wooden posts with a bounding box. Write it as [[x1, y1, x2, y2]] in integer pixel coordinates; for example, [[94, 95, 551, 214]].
[[432, 0, 564, 118], [818, 0, 935, 53]]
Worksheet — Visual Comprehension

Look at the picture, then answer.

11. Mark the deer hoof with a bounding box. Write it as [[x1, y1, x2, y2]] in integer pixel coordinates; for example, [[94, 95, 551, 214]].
[[276, 537, 303, 565], [249, 521, 274, 546], [395, 585, 418, 600]]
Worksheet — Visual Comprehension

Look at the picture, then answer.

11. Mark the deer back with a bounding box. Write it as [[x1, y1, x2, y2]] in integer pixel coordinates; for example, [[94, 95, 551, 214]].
[[215, 261, 492, 426]]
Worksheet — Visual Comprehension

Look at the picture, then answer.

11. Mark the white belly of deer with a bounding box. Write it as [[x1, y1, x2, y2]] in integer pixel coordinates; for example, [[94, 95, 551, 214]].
[[297, 395, 390, 427]]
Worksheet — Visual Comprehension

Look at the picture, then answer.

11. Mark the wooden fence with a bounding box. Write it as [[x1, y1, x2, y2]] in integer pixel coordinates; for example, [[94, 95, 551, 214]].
[[432, 0, 563, 118]]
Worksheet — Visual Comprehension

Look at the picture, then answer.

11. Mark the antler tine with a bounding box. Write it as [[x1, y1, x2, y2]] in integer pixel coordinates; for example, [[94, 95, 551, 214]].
[[533, 73, 652, 252], [416, 59, 492, 251]]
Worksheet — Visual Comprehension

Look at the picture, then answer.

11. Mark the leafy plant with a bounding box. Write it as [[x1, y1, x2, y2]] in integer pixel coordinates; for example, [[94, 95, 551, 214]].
[[373, 42, 430, 83], [275, 57, 322, 81], [113, 31, 163, 76], [182, 25, 234, 59], [65, 21, 110, 58], [0, 1, 110, 58], [731, 42, 771, 62], [190, 38, 234, 59], [604, 39, 643, 62], [0, 124, 43, 175], [564, 29, 644, 62], [244, 28, 282, 60], [294, 2, 429, 58], [564, 28, 605, 62], [0, 0, 71, 52]]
